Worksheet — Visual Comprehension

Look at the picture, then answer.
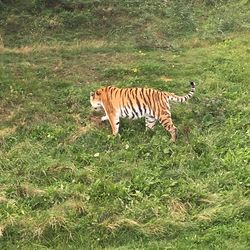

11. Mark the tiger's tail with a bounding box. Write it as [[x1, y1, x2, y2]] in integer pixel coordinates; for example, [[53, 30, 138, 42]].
[[168, 82, 196, 103]]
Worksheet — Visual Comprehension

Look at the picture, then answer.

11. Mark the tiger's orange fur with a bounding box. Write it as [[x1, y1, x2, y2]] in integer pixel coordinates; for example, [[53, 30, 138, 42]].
[[90, 82, 195, 141]]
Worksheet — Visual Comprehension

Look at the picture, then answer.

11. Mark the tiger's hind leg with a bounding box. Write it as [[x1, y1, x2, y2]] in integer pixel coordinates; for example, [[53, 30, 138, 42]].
[[145, 115, 157, 130], [159, 113, 177, 142]]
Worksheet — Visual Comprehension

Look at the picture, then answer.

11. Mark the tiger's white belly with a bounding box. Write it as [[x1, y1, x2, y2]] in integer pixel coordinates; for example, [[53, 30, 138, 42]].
[[119, 106, 152, 119]]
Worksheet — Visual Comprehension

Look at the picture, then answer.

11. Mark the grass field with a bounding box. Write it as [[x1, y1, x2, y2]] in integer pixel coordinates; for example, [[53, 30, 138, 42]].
[[0, 1, 250, 249]]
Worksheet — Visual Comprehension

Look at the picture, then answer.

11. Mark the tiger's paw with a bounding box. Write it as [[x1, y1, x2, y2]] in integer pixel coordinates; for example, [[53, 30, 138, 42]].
[[101, 115, 108, 122], [169, 134, 177, 143]]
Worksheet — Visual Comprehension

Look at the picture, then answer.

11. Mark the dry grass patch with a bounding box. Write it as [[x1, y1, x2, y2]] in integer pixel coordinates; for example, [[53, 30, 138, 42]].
[[0, 40, 106, 54], [102, 216, 188, 237], [16, 184, 46, 198], [199, 193, 220, 205], [168, 199, 190, 222], [67, 113, 96, 143], [194, 206, 222, 222], [50, 199, 87, 218], [0, 195, 8, 204], [68, 125, 93, 143], [174, 37, 216, 49], [47, 163, 77, 174], [102, 217, 140, 232], [0, 46, 33, 55], [0, 127, 16, 140], [16, 213, 71, 240], [0, 108, 17, 123], [141, 219, 188, 236], [160, 76, 173, 82]]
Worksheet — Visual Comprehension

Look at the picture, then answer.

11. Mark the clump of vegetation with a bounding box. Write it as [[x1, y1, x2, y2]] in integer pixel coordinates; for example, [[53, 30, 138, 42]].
[[0, 0, 249, 249]]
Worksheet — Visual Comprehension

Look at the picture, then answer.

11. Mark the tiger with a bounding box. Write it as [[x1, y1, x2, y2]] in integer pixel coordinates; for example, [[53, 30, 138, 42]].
[[90, 82, 196, 142]]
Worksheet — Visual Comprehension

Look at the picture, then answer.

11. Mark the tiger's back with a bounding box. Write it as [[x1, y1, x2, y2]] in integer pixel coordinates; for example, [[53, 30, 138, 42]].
[[108, 87, 167, 119]]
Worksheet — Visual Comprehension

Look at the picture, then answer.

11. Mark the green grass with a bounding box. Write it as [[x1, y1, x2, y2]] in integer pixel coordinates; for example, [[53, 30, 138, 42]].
[[0, 1, 250, 249]]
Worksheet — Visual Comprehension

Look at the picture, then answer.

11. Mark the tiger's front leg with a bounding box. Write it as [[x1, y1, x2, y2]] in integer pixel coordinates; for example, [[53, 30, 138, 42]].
[[107, 113, 120, 135], [100, 96, 120, 135]]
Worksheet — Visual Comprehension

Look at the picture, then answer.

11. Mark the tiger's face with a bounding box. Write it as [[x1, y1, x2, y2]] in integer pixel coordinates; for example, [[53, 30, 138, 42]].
[[90, 89, 102, 111]]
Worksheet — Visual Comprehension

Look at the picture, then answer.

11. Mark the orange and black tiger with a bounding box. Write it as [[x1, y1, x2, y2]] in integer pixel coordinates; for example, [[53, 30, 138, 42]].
[[90, 82, 196, 141]]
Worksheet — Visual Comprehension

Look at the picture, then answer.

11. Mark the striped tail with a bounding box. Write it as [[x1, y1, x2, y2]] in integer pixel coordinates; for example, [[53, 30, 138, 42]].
[[168, 82, 196, 103]]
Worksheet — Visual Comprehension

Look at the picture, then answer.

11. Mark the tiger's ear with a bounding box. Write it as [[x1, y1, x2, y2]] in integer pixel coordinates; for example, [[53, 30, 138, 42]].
[[96, 90, 101, 96], [90, 91, 94, 97]]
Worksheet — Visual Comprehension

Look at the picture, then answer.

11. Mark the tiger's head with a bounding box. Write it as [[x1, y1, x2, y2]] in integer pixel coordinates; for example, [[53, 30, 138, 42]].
[[90, 89, 103, 111]]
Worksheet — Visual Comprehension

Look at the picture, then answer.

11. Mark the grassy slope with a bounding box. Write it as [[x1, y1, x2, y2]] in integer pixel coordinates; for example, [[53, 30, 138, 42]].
[[0, 1, 250, 249]]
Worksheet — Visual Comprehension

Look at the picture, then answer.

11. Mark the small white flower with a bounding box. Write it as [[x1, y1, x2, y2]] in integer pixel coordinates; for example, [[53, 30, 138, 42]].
[[94, 152, 100, 157], [125, 144, 129, 150]]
